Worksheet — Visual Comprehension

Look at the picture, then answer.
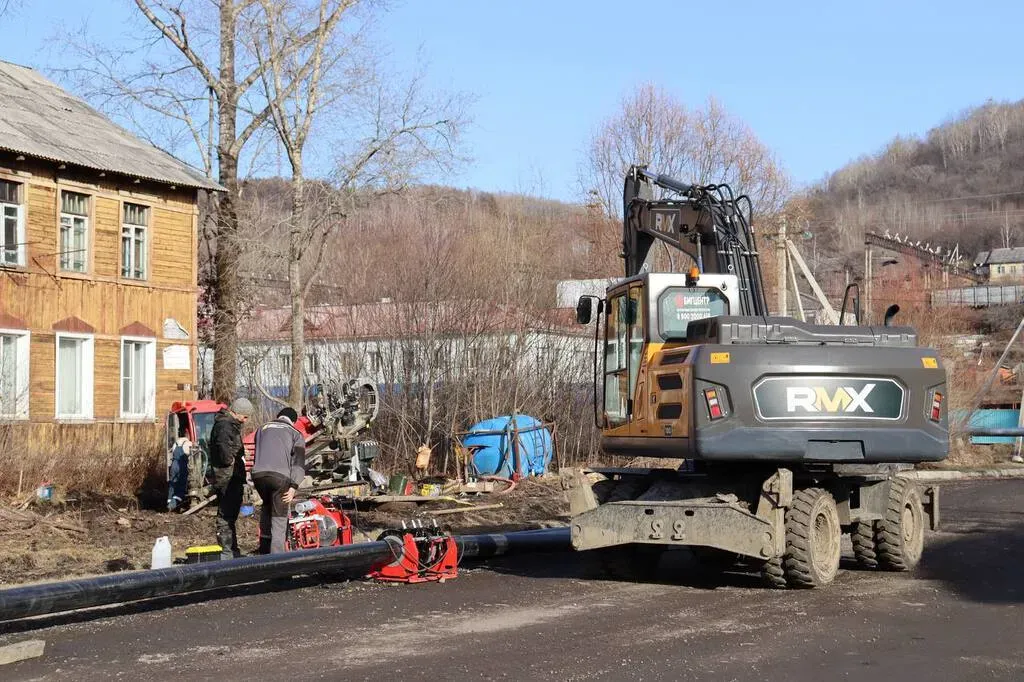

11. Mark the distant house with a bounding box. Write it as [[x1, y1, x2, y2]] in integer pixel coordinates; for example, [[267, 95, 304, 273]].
[[212, 301, 594, 397], [0, 61, 221, 431], [974, 247, 1024, 283]]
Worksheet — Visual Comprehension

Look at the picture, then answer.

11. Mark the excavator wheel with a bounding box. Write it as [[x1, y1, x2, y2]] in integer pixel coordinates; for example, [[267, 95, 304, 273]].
[[875, 478, 925, 571], [851, 522, 879, 569], [760, 556, 787, 589], [781, 488, 842, 588]]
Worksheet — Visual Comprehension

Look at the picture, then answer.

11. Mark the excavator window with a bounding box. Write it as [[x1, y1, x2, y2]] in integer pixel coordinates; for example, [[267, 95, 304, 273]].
[[603, 288, 645, 426], [628, 286, 644, 399], [658, 286, 730, 339], [604, 293, 629, 426]]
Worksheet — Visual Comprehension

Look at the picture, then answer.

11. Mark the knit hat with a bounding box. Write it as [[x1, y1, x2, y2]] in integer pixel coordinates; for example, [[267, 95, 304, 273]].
[[229, 398, 254, 417], [277, 407, 298, 423]]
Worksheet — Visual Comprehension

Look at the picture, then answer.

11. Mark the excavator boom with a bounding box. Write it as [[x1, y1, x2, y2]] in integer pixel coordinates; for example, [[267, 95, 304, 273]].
[[622, 165, 768, 316]]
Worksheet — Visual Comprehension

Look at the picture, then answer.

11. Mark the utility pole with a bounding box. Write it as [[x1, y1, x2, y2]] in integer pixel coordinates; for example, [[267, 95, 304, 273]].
[[864, 245, 873, 324], [777, 218, 787, 316]]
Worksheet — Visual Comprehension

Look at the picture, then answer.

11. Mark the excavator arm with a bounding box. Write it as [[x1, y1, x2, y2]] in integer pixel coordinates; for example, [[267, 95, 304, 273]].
[[622, 165, 769, 316]]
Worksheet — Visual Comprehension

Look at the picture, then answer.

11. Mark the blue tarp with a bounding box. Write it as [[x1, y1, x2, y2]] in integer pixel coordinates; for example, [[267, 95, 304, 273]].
[[463, 415, 554, 478], [952, 409, 1022, 444]]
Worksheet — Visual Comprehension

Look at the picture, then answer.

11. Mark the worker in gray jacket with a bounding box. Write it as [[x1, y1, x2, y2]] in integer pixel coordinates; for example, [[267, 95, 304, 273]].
[[252, 407, 307, 554]]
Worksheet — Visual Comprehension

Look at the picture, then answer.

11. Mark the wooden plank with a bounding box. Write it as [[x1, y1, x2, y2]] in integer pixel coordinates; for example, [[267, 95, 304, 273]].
[[426, 503, 504, 516], [0, 639, 45, 666], [785, 240, 838, 324]]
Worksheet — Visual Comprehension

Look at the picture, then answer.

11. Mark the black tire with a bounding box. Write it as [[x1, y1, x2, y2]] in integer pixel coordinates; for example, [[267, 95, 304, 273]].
[[783, 488, 842, 588], [851, 522, 879, 569], [760, 556, 787, 589], [597, 545, 664, 581], [875, 478, 925, 571]]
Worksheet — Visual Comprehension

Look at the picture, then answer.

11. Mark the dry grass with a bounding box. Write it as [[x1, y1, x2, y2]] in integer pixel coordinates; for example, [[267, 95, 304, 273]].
[[0, 422, 164, 501]]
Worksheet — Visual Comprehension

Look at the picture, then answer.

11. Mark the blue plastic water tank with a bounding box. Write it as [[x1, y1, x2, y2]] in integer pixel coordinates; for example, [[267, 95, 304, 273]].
[[463, 415, 553, 478]]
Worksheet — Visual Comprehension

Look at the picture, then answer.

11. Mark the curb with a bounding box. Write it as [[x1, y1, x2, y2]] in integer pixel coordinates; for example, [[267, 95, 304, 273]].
[[898, 467, 1024, 482]]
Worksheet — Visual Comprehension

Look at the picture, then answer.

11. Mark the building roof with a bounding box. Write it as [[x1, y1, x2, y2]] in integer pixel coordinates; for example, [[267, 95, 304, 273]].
[[0, 61, 222, 191], [975, 247, 1024, 266]]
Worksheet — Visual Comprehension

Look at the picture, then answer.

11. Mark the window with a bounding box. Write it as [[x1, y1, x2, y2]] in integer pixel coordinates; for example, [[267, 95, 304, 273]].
[[0, 180, 25, 267], [997, 265, 1005, 274], [55, 334, 94, 419], [658, 287, 730, 339], [0, 330, 29, 419], [280, 352, 292, 378], [121, 203, 148, 279], [603, 294, 629, 426], [121, 338, 156, 418], [305, 352, 319, 376], [60, 191, 89, 273]]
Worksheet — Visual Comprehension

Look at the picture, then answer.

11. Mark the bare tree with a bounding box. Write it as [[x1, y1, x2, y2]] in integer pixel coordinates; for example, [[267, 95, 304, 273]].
[[0, 0, 22, 19], [250, 1, 469, 408], [579, 83, 789, 219], [62, 0, 336, 402]]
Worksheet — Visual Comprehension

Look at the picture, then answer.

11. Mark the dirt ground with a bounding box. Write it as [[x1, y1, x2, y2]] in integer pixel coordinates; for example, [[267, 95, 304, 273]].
[[0, 476, 570, 588], [0, 444, 1016, 589]]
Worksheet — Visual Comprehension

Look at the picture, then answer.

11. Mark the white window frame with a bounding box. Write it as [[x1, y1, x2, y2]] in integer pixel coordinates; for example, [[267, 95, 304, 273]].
[[59, 190, 90, 273], [0, 328, 30, 420], [280, 351, 292, 382], [119, 336, 157, 420], [55, 332, 94, 420], [0, 180, 26, 268], [121, 202, 149, 280]]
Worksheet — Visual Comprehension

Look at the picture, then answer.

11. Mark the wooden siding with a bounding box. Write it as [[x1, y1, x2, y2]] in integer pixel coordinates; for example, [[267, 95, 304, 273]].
[[0, 154, 201, 425]]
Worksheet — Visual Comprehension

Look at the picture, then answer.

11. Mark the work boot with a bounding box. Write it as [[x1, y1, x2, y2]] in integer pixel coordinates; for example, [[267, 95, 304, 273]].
[[257, 537, 272, 555], [217, 529, 235, 561]]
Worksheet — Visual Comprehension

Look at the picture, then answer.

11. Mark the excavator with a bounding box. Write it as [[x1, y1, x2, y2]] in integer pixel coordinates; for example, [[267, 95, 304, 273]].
[[568, 166, 947, 588]]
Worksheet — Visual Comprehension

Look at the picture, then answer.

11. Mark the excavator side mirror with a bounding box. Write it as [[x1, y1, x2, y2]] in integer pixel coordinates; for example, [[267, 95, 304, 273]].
[[576, 296, 593, 325], [883, 304, 900, 327]]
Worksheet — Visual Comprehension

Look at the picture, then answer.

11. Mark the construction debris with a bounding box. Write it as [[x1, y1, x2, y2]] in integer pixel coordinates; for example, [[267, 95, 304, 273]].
[[0, 639, 45, 666]]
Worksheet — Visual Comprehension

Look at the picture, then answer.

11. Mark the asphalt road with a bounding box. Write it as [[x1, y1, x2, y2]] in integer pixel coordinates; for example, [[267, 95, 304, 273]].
[[2, 480, 1023, 681]]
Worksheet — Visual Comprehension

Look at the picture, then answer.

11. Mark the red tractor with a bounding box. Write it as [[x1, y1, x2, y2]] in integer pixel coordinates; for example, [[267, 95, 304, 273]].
[[166, 380, 381, 510]]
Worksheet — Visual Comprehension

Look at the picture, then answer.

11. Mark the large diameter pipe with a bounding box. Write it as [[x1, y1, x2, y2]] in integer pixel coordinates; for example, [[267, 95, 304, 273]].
[[0, 528, 571, 623], [964, 428, 1024, 437], [0, 540, 396, 623], [457, 527, 570, 559]]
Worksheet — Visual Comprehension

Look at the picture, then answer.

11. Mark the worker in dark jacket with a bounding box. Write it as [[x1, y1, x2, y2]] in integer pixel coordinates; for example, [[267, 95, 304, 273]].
[[253, 407, 307, 554], [208, 398, 254, 559]]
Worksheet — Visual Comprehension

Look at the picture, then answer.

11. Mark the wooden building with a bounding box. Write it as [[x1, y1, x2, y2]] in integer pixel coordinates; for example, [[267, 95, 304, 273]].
[[0, 61, 221, 430]]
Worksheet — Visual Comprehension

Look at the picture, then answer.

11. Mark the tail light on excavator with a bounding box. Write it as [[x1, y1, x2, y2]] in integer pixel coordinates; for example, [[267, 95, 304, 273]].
[[929, 391, 943, 422], [704, 387, 726, 420]]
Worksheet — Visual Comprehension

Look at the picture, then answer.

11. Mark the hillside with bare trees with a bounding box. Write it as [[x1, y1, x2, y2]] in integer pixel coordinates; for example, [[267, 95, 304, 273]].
[[802, 99, 1024, 272]]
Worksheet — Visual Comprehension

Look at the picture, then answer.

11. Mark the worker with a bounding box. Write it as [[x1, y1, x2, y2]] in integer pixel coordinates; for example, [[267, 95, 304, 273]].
[[252, 407, 307, 554], [209, 397, 254, 560]]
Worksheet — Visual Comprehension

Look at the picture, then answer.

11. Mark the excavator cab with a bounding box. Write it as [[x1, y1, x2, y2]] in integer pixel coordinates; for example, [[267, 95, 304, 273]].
[[595, 271, 740, 432]]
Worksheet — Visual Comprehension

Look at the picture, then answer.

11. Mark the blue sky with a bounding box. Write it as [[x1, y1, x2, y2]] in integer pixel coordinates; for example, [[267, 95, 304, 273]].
[[2, 0, 1022, 202]]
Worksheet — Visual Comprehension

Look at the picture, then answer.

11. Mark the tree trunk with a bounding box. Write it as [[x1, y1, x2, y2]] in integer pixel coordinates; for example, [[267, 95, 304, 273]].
[[211, 1, 241, 404], [288, 168, 306, 409]]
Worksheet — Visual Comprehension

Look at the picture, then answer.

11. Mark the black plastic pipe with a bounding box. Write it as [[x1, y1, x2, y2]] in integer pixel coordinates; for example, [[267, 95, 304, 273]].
[[964, 428, 1024, 437], [457, 527, 570, 559], [0, 527, 571, 622]]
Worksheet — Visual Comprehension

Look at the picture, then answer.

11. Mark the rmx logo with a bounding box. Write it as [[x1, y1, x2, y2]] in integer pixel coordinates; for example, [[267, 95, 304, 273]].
[[785, 384, 875, 414], [653, 211, 675, 235]]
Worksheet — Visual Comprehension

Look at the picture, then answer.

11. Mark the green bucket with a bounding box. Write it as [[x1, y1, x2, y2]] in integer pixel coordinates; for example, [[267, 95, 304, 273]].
[[388, 474, 408, 494]]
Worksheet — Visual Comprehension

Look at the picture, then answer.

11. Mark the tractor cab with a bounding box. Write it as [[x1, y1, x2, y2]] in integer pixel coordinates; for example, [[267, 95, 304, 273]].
[[578, 269, 740, 434], [166, 399, 225, 507]]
